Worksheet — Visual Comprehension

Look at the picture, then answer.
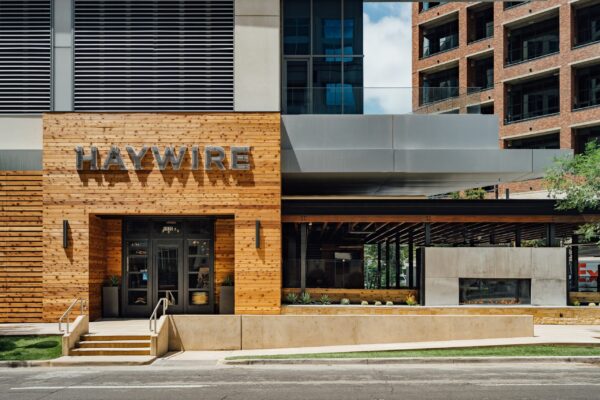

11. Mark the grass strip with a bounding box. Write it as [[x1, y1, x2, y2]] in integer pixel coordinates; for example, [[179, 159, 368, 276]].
[[226, 345, 600, 360], [0, 335, 62, 361]]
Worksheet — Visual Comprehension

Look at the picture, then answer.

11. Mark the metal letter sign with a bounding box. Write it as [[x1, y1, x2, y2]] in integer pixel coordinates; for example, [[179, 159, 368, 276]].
[[75, 146, 98, 170], [75, 145, 252, 171], [151, 146, 187, 171]]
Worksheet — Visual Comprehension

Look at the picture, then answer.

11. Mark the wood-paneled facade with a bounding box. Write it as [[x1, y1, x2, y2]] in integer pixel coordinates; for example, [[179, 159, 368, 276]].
[[42, 113, 281, 321], [0, 171, 43, 322]]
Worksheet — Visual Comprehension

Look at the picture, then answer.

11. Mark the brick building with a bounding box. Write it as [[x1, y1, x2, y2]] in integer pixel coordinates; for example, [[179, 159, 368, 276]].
[[412, 0, 600, 197]]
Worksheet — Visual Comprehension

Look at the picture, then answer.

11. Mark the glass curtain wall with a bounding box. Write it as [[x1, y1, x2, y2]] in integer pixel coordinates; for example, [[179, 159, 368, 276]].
[[283, 0, 363, 114]]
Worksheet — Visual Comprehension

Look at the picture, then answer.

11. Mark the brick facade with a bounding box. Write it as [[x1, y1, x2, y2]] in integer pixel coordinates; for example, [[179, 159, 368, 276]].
[[413, 0, 600, 196]]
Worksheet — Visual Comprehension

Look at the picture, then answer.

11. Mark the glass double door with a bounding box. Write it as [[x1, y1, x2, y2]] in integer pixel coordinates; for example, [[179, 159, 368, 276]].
[[122, 219, 214, 317]]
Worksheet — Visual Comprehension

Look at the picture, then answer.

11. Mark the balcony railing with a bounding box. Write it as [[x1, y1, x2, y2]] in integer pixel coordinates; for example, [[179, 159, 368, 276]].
[[282, 87, 485, 115]]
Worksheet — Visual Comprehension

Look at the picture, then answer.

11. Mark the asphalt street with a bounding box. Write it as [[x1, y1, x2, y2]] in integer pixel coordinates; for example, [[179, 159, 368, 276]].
[[1, 361, 600, 400]]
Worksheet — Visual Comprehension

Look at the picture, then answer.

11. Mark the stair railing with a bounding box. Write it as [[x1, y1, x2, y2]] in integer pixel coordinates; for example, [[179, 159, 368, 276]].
[[149, 290, 175, 333], [58, 298, 87, 334]]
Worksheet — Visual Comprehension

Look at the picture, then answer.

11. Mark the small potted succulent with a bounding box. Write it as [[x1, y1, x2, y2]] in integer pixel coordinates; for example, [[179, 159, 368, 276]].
[[219, 275, 235, 314], [103, 275, 120, 317]]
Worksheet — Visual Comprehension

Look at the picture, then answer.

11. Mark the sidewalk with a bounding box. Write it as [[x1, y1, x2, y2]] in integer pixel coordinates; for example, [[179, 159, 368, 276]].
[[153, 325, 600, 365]]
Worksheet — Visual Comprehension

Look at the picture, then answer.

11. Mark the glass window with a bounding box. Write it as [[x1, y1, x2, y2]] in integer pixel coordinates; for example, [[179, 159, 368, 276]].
[[283, 0, 310, 55], [313, 57, 342, 114], [574, 3, 600, 47], [574, 125, 600, 154], [469, 5, 494, 43], [459, 279, 531, 305], [504, 1, 530, 10], [505, 75, 559, 123], [344, 0, 363, 55], [313, 0, 342, 55], [573, 64, 600, 110], [153, 220, 182, 236], [505, 132, 560, 149], [506, 16, 559, 65], [343, 57, 363, 114], [469, 56, 494, 91], [420, 67, 459, 105], [421, 20, 459, 58]]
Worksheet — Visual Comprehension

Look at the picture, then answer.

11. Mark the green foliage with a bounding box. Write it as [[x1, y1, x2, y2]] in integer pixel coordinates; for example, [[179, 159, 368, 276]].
[[340, 298, 350, 305], [106, 275, 119, 287], [318, 295, 331, 305], [521, 239, 545, 248], [374, 301, 382, 306], [222, 275, 234, 286], [450, 188, 487, 200], [360, 300, 369, 305], [546, 142, 600, 241], [385, 301, 394, 306], [300, 291, 312, 304], [0, 336, 61, 361], [405, 293, 418, 306], [464, 188, 487, 200], [286, 292, 299, 304], [572, 300, 581, 307]]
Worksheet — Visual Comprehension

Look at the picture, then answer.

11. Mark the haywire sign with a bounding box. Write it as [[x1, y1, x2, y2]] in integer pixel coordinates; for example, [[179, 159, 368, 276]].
[[75, 145, 251, 171]]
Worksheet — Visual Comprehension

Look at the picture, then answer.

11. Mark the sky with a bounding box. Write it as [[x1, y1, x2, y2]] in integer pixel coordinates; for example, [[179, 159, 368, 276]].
[[363, 2, 413, 114]]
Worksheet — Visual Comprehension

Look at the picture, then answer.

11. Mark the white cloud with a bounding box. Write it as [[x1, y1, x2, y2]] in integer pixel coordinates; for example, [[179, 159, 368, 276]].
[[363, 4, 413, 114]]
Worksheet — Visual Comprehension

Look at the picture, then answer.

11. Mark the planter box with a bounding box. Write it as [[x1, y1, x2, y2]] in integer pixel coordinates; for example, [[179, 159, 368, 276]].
[[220, 286, 234, 314], [103, 286, 120, 317]]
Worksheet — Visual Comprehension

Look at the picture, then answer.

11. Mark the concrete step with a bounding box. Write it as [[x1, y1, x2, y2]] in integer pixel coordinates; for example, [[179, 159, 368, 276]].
[[80, 334, 151, 342], [69, 348, 152, 356], [77, 340, 151, 349]]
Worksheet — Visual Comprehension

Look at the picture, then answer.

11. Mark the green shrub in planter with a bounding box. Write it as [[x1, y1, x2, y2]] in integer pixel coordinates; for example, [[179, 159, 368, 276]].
[[286, 292, 299, 304], [386, 301, 394, 306], [360, 300, 369, 306], [319, 295, 331, 305], [340, 298, 350, 305], [300, 291, 312, 304], [374, 301, 382, 306], [572, 300, 581, 306], [589, 302, 597, 307]]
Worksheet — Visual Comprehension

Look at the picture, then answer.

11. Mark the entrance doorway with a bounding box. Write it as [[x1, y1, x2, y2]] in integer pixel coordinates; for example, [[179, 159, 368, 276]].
[[121, 218, 215, 317]]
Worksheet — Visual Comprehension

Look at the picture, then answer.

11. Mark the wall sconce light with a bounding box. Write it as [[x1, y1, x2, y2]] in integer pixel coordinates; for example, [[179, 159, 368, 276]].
[[63, 220, 69, 248], [255, 220, 261, 249]]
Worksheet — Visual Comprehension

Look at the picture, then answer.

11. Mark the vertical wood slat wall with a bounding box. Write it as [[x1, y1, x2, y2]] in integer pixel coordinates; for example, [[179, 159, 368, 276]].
[[43, 113, 281, 321], [0, 171, 43, 322]]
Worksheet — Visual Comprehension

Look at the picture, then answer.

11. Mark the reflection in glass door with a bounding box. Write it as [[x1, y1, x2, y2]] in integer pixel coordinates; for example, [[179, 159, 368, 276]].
[[124, 240, 151, 316], [154, 240, 183, 313], [186, 239, 213, 313]]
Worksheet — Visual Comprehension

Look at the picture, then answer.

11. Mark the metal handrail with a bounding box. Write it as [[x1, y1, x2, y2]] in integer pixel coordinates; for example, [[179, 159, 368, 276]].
[[58, 298, 87, 334], [149, 291, 175, 333]]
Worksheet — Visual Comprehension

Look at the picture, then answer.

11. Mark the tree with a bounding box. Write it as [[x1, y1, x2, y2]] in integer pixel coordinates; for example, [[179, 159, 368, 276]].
[[545, 142, 600, 241]]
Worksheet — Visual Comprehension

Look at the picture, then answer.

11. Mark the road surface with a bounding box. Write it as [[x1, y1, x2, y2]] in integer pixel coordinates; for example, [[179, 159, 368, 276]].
[[2, 361, 600, 399]]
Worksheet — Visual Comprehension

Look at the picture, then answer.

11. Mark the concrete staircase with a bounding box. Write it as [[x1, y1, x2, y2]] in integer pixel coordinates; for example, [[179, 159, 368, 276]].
[[69, 334, 152, 356]]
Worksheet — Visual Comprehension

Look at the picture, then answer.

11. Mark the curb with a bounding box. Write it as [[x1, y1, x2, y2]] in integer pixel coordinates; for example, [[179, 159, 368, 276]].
[[0, 360, 51, 368], [222, 356, 600, 366], [0, 358, 156, 368]]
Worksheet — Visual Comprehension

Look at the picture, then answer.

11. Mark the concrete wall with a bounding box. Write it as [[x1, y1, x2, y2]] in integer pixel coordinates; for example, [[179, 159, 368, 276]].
[[234, 0, 280, 112], [167, 314, 533, 350], [424, 247, 567, 306], [0, 116, 42, 150]]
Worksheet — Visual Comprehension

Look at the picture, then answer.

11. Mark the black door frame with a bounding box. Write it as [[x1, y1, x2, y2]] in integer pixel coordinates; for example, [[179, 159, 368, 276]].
[[121, 217, 215, 317]]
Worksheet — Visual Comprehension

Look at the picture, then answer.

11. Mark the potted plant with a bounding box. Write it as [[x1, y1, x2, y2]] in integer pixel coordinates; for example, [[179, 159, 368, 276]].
[[103, 275, 120, 317], [219, 275, 234, 314]]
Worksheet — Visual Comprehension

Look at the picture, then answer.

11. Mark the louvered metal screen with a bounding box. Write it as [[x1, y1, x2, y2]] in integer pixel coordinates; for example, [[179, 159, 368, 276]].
[[0, 1, 52, 114], [73, 0, 234, 111]]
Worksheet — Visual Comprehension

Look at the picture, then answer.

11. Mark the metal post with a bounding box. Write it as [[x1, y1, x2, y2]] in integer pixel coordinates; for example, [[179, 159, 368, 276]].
[[408, 229, 414, 289], [424, 223, 431, 246], [546, 224, 555, 247], [571, 235, 579, 292], [495, 185, 499, 199], [300, 223, 307, 293], [395, 233, 400, 288], [385, 239, 391, 289], [515, 227, 522, 247], [505, 188, 510, 199], [377, 242, 382, 289]]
